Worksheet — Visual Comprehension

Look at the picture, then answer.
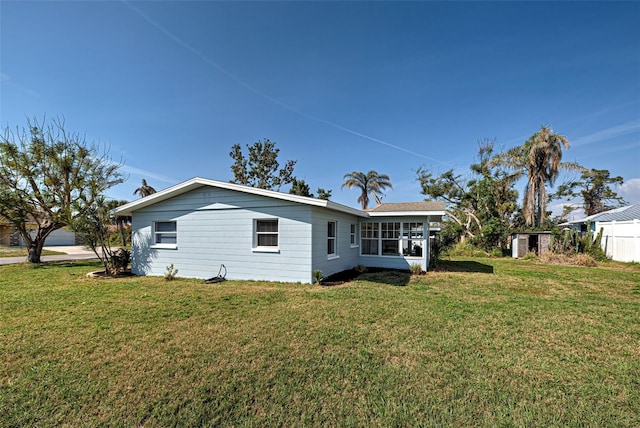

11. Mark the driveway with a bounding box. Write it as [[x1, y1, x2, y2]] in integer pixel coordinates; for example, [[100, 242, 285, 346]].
[[0, 246, 98, 266]]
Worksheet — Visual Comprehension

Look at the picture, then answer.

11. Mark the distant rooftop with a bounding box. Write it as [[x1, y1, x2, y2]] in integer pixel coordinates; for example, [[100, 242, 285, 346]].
[[364, 201, 445, 213], [565, 204, 640, 224]]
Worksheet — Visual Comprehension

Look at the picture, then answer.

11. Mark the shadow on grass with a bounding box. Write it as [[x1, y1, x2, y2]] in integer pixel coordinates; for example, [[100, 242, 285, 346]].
[[433, 260, 494, 274], [322, 268, 411, 286]]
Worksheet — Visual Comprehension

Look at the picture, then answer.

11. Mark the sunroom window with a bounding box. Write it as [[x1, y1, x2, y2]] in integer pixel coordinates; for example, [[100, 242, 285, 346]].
[[381, 222, 400, 256], [402, 222, 424, 256], [360, 222, 378, 255]]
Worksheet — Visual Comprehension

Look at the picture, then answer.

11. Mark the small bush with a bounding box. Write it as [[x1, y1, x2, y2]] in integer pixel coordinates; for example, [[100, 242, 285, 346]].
[[312, 270, 324, 284], [355, 264, 367, 273], [410, 263, 423, 275], [489, 248, 503, 258], [164, 264, 179, 281]]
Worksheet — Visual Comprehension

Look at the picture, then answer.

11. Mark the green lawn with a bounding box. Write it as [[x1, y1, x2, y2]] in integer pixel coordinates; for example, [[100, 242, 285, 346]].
[[1, 258, 639, 426]]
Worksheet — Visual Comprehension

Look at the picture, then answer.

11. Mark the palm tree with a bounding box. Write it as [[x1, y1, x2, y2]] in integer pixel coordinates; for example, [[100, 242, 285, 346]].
[[133, 179, 156, 198], [342, 170, 393, 210], [494, 126, 575, 227]]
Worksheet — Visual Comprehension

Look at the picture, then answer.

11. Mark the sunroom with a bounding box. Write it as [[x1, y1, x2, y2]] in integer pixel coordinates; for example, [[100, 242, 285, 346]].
[[360, 202, 445, 272]]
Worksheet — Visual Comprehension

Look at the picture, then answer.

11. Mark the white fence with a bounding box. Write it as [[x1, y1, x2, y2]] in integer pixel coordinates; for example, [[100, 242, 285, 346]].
[[597, 220, 640, 263]]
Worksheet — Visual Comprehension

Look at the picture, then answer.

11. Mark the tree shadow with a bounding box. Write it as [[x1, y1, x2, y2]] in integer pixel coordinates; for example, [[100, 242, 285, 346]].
[[433, 260, 494, 274]]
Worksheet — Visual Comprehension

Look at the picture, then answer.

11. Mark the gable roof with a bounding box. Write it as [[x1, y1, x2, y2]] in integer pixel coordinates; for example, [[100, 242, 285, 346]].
[[564, 204, 640, 224], [113, 177, 367, 217], [114, 177, 446, 219]]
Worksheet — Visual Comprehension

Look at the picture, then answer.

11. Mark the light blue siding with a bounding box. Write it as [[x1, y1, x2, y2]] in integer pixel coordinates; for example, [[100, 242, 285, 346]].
[[129, 184, 439, 284], [310, 207, 361, 279], [131, 186, 313, 283]]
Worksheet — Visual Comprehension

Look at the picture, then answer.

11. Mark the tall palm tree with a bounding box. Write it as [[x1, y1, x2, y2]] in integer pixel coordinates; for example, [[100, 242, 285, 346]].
[[133, 179, 156, 199], [342, 170, 392, 210], [495, 126, 574, 227]]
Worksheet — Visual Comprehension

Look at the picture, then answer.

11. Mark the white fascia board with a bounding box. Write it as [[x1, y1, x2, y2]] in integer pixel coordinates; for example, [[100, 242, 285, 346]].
[[114, 177, 367, 217], [366, 211, 446, 217]]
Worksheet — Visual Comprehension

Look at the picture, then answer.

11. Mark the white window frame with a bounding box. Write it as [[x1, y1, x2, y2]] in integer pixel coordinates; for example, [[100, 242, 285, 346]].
[[360, 222, 425, 258], [360, 222, 379, 255], [350, 224, 358, 248], [327, 221, 339, 260], [402, 222, 425, 257], [253, 218, 279, 253], [152, 221, 177, 249], [380, 222, 401, 256]]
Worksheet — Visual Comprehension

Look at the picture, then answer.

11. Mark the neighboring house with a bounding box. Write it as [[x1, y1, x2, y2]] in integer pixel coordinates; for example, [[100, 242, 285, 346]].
[[0, 217, 78, 247], [114, 177, 445, 283], [562, 204, 640, 263]]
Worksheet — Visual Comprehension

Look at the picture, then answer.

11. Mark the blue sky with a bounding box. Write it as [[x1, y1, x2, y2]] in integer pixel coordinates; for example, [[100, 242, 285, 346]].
[[1, 1, 639, 217]]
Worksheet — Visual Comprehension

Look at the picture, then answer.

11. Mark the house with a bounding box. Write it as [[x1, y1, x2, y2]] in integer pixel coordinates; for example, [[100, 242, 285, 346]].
[[510, 231, 552, 258], [561, 204, 640, 263], [113, 177, 445, 283], [0, 217, 78, 247]]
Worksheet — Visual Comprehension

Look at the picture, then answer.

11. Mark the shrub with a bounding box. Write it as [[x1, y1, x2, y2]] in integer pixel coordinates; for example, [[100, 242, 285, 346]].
[[164, 264, 179, 281], [410, 263, 423, 275], [537, 252, 597, 267], [312, 270, 324, 284], [489, 248, 503, 258]]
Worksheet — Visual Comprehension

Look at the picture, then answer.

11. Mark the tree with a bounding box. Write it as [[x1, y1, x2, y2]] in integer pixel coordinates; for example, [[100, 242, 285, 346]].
[[316, 188, 332, 200], [289, 178, 313, 197], [417, 140, 518, 249], [133, 179, 156, 198], [70, 196, 130, 276], [229, 139, 296, 190], [552, 169, 626, 216], [341, 170, 392, 210], [104, 198, 131, 247], [0, 117, 124, 263], [493, 126, 578, 228]]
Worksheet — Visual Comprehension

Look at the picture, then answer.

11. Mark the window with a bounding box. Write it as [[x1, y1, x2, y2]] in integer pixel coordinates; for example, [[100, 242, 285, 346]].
[[361, 222, 425, 257], [154, 221, 177, 247], [360, 222, 379, 255], [327, 221, 337, 256], [255, 219, 278, 248], [402, 222, 424, 256], [381, 222, 400, 255], [350, 224, 357, 246]]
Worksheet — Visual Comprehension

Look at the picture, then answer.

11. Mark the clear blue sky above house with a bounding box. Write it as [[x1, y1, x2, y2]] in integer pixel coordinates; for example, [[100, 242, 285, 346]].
[[1, 1, 639, 217]]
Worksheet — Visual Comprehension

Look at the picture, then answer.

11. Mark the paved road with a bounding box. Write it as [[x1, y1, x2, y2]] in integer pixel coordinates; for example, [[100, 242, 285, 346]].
[[0, 246, 98, 266]]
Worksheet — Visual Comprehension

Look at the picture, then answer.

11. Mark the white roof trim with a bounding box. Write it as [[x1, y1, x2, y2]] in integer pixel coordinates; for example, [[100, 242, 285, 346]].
[[366, 211, 446, 217], [114, 177, 367, 217]]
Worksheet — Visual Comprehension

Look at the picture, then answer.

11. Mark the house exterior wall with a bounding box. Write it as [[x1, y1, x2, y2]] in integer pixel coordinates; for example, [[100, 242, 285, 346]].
[[130, 186, 314, 283], [310, 207, 361, 279], [357, 216, 429, 272], [596, 220, 640, 263]]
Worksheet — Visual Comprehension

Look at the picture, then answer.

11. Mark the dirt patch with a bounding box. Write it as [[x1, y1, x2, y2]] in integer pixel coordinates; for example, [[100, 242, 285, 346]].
[[86, 270, 135, 278]]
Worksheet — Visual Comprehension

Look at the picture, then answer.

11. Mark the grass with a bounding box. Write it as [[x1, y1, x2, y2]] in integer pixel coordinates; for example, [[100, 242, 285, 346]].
[[1, 258, 639, 426], [0, 246, 65, 258]]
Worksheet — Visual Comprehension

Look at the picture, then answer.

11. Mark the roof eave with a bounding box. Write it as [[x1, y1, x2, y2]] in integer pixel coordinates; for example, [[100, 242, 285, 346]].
[[366, 210, 446, 217]]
